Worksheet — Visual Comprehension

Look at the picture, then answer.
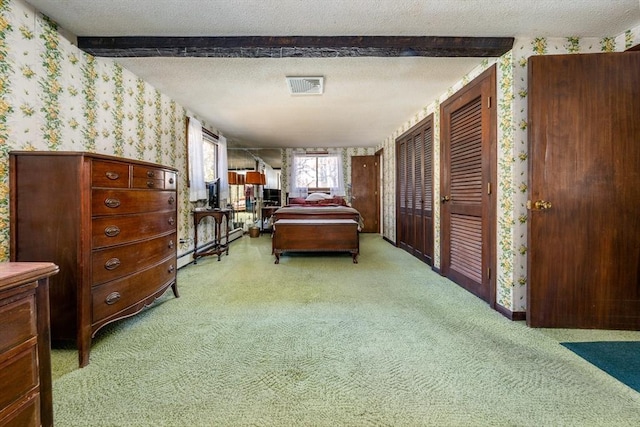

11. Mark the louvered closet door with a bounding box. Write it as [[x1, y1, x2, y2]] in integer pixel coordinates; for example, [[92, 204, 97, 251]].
[[420, 124, 433, 265], [396, 139, 411, 252], [412, 132, 423, 256], [396, 115, 433, 264], [405, 139, 415, 247], [440, 66, 495, 303]]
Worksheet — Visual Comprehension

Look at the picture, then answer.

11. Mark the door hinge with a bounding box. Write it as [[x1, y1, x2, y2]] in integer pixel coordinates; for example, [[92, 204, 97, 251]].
[[487, 182, 491, 195], [487, 96, 492, 109], [487, 267, 491, 279]]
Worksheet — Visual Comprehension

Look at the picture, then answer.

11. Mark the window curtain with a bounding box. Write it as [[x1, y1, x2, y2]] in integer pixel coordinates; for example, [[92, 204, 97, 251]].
[[289, 150, 308, 198], [187, 117, 207, 202], [329, 149, 346, 196], [264, 165, 279, 189], [218, 134, 229, 202]]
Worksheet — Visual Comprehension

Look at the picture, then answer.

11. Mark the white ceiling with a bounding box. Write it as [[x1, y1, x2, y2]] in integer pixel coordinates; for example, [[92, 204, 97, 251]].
[[25, 0, 640, 159]]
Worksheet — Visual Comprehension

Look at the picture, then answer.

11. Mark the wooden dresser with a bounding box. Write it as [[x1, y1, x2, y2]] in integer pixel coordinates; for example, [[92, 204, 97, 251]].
[[9, 152, 179, 367], [0, 262, 58, 427]]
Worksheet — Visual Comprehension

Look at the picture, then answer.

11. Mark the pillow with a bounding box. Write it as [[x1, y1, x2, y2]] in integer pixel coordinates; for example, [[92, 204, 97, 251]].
[[317, 197, 347, 206], [305, 192, 332, 201]]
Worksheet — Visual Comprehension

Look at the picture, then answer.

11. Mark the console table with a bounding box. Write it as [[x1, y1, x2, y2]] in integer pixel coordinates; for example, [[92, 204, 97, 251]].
[[193, 209, 231, 263], [261, 206, 281, 234]]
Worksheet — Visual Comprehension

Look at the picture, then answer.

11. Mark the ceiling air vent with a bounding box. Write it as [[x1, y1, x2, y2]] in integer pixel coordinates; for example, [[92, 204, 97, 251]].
[[286, 76, 324, 95]]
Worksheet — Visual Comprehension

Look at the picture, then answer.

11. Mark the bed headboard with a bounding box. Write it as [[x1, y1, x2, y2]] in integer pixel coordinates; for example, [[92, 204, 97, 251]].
[[285, 190, 348, 206]]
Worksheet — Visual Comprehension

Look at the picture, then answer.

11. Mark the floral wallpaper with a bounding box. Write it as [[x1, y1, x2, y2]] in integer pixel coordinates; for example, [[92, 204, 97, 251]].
[[0, 0, 217, 264], [1, 0, 639, 315], [377, 25, 640, 314]]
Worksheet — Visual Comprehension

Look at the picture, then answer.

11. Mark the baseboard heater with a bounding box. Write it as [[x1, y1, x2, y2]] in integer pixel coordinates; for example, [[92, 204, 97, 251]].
[[177, 228, 243, 269]]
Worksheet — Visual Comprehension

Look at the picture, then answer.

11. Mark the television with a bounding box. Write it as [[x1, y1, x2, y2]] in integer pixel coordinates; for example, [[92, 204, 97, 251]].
[[207, 179, 220, 209], [263, 188, 281, 205]]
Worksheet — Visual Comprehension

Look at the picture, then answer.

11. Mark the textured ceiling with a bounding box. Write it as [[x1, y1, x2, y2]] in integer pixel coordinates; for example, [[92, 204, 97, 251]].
[[25, 1, 640, 38], [25, 0, 640, 168]]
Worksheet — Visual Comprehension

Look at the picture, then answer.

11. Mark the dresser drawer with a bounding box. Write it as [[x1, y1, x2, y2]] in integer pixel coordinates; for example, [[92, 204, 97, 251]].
[[0, 346, 38, 411], [92, 189, 177, 216], [92, 160, 130, 188], [0, 292, 36, 354], [132, 177, 165, 189], [132, 165, 166, 189], [165, 171, 177, 190], [92, 211, 176, 248], [92, 233, 177, 286], [0, 392, 39, 427], [92, 257, 176, 323]]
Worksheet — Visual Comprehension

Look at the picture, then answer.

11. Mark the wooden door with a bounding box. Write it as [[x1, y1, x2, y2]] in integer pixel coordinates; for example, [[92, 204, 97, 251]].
[[527, 52, 640, 329], [351, 155, 378, 233], [396, 116, 433, 264], [440, 66, 496, 303]]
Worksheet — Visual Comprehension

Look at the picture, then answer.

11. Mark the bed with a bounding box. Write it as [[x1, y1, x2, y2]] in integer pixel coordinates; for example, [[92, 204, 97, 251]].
[[271, 201, 362, 264]]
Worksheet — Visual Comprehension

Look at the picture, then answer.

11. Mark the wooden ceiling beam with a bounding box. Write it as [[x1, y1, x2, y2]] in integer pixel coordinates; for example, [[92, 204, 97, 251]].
[[77, 36, 514, 58]]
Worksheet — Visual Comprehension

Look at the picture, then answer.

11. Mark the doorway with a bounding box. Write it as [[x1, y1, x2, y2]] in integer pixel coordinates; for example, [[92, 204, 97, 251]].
[[351, 155, 379, 233]]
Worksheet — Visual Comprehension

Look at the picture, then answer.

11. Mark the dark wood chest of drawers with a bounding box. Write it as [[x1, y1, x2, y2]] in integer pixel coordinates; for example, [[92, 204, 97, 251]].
[[9, 152, 179, 367], [0, 262, 58, 427]]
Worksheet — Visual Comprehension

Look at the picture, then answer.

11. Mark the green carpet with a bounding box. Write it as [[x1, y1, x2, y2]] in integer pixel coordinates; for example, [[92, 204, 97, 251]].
[[51, 234, 640, 426], [561, 341, 640, 393]]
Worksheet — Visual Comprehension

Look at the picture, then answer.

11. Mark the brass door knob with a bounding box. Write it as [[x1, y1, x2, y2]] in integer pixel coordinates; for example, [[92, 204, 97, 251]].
[[535, 200, 552, 210], [527, 200, 552, 210]]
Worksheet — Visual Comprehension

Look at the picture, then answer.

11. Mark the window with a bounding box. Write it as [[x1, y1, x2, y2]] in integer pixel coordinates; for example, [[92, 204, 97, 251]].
[[202, 131, 218, 182], [187, 117, 225, 202], [290, 151, 345, 196]]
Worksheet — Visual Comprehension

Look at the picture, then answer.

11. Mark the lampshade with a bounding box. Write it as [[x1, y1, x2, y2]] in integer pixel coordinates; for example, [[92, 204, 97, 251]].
[[260, 173, 266, 185], [245, 171, 262, 185], [227, 171, 238, 185], [236, 174, 245, 186]]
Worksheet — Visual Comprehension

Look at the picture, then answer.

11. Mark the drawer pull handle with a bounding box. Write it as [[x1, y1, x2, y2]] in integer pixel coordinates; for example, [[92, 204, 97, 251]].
[[168, 217, 175, 225], [106, 171, 120, 180], [168, 196, 175, 205], [104, 198, 121, 208], [104, 258, 121, 270], [146, 180, 155, 188], [168, 177, 175, 184], [147, 170, 156, 178], [105, 292, 121, 305], [168, 240, 174, 249], [104, 226, 121, 237], [168, 265, 175, 274]]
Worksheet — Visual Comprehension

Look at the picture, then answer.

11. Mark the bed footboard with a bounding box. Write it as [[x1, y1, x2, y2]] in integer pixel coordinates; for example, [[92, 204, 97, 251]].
[[272, 219, 359, 264]]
